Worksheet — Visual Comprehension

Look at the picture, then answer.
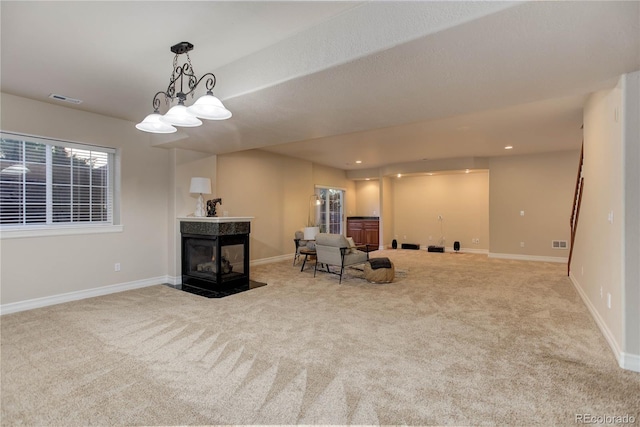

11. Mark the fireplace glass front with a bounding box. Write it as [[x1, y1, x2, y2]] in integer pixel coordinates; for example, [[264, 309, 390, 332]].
[[182, 233, 249, 291]]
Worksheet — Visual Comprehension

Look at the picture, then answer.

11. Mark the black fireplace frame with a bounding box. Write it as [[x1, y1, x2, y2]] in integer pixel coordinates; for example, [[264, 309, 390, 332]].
[[180, 220, 250, 291]]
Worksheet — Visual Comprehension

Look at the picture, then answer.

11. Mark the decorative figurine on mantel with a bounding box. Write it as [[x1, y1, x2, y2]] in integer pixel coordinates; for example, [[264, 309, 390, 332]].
[[206, 198, 222, 217]]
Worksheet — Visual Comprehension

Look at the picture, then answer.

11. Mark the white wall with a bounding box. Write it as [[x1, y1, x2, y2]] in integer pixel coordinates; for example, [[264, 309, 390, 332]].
[[214, 150, 355, 262], [380, 176, 394, 248], [570, 71, 640, 371], [217, 150, 311, 261], [622, 71, 640, 363], [489, 151, 578, 259], [167, 149, 217, 279], [391, 172, 489, 251], [572, 83, 624, 354], [0, 93, 171, 306], [355, 180, 380, 217]]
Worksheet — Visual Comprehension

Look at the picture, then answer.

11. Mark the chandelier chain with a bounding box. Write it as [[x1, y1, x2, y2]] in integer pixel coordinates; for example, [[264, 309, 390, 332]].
[[185, 52, 198, 97], [185, 52, 194, 76]]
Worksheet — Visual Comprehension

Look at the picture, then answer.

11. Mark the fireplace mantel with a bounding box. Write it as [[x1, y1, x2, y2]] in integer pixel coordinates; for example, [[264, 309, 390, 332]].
[[177, 216, 254, 223]]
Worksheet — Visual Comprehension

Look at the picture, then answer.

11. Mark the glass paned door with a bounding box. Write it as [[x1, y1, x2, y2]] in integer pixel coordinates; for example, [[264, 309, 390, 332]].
[[316, 187, 344, 234]]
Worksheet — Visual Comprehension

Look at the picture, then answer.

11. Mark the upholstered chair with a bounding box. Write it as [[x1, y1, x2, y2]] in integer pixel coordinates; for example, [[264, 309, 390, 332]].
[[293, 230, 309, 265], [313, 233, 369, 283]]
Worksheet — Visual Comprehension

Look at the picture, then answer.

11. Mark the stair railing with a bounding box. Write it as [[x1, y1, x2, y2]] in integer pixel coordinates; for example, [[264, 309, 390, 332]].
[[568, 143, 584, 276]]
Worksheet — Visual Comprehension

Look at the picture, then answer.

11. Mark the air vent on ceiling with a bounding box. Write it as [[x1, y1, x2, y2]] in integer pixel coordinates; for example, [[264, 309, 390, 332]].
[[48, 93, 82, 104], [552, 240, 568, 249]]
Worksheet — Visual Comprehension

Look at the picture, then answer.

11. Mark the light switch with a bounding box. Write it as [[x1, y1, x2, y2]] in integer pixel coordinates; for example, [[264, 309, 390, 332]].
[[520, 210, 525, 216]]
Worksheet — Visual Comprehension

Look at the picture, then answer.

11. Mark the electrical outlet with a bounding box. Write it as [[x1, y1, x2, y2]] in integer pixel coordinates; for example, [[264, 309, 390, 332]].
[[520, 210, 525, 216], [520, 242, 525, 248], [114, 263, 121, 272]]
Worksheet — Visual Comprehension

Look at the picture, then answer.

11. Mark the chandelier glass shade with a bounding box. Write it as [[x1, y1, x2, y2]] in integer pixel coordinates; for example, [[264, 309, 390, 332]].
[[161, 102, 203, 127], [187, 91, 232, 120], [136, 112, 177, 133], [136, 41, 232, 134]]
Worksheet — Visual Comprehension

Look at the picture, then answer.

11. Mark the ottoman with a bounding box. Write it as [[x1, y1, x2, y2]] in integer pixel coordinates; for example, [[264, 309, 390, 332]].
[[364, 257, 395, 283]]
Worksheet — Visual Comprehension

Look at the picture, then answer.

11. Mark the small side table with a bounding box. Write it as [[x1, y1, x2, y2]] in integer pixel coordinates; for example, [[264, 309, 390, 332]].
[[299, 248, 317, 272]]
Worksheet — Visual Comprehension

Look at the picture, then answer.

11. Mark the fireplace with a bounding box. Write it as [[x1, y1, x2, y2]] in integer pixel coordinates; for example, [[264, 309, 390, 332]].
[[180, 218, 261, 297]]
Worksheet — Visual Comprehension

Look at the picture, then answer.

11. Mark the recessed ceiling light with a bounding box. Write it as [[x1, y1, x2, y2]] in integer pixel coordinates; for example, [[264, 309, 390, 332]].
[[504, 145, 513, 150], [355, 160, 362, 164]]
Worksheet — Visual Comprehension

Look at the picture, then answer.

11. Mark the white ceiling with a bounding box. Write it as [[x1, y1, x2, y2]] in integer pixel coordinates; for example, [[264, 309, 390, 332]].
[[1, 1, 638, 173]]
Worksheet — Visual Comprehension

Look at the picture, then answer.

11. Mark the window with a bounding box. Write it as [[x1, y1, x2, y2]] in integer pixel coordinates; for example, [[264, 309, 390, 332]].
[[315, 187, 345, 234], [0, 131, 118, 234]]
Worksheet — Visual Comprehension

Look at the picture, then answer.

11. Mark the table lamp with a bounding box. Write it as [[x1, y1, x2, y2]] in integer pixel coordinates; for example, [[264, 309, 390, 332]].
[[304, 194, 322, 239], [190, 177, 212, 217]]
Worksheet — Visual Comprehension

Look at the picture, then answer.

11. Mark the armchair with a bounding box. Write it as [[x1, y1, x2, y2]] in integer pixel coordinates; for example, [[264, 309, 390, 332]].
[[314, 233, 369, 283], [293, 230, 310, 265]]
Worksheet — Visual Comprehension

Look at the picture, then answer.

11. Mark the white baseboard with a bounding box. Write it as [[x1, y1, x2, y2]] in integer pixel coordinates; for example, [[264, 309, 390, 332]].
[[440, 247, 488, 254], [569, 273, 639, 372], [0, 253, 305, 315], [0, 276, 168, 315], [621, 352, 640, 372], [419, 245, 489, 254], [568, 272, 622, 358], [251, 253, 292, 266], [489, 252, 568, 263], [381, 245, 488, 254], [166, 275, 181, 286]]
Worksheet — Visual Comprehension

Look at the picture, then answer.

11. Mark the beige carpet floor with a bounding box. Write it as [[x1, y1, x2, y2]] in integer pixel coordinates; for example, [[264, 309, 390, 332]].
[[1, 250, 639, 426]]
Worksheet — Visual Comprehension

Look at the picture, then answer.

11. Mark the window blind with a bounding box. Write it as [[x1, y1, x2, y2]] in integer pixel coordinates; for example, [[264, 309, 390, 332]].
[[0, 132, 115, 227]]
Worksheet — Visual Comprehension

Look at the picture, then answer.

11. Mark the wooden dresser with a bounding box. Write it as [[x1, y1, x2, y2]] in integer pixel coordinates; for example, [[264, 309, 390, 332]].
[[346, 216, 379, 248]]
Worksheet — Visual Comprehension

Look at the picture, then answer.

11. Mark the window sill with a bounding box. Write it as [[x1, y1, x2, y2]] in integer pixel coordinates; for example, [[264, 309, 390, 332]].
[[0, 224, 124, 239]]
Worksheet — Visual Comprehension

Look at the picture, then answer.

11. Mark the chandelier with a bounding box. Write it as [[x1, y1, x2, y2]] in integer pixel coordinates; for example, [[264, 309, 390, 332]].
[[136, 41, 231, 134]]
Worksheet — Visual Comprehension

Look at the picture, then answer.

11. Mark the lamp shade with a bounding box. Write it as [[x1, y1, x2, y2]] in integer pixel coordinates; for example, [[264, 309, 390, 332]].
[[161, 104, 203, 127], [187, 93, 232, 120], [189, 177, 212, 194], [135, 112, 177, 133], [304, 226, 320, 240]]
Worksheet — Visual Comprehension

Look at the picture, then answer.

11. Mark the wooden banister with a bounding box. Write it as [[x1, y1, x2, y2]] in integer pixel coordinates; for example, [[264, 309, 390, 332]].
[[568, 143, 584, 276]]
